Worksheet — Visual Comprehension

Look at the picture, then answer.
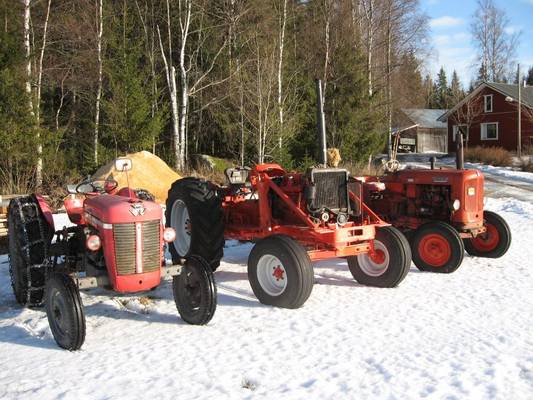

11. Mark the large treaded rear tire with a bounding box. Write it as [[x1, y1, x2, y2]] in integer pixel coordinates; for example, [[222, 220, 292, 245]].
[[45, 273, 86, 350], [348, 226, 411, 287], [248, 235, 314, 309], [8, 196, 53, 306], [173, 255, 217, 325], [166, 178, 224, 271], [464, 211, 511, 258], [411, 221, 464, 273]]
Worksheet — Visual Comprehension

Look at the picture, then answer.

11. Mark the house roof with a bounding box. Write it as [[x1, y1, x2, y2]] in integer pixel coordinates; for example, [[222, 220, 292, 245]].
[[401, 108, 448, 129], [438, 81, 533, 121]]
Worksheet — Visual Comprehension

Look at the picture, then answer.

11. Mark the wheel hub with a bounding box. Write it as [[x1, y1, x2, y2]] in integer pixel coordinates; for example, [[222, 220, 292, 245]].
[[418, 233, 451, 267], [471, 223, 499, 252], [272, 265, 285, 281], [256, 255, 287, 296], [357, 240, 390, 277]]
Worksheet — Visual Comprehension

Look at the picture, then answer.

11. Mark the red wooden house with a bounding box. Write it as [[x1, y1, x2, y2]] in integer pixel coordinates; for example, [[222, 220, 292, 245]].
[[438, 82, 533, 153]]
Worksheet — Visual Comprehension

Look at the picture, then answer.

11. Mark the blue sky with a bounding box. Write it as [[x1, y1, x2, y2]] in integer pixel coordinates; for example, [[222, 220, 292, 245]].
[[422, 0, 533, 87]]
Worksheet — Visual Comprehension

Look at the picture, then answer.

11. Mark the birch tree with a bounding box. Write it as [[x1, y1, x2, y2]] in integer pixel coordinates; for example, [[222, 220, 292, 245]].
[[94, 0, 103, 165]]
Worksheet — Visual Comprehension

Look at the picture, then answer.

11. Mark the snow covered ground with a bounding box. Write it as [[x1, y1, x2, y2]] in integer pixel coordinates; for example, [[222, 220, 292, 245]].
[[1, 177, 533, 399]]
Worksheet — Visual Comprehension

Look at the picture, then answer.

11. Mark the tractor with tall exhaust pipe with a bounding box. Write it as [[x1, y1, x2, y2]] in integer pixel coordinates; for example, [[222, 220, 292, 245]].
[[7, 157, 217, 350], [166, 80, 412, 309], [356, 125, 512, 274]]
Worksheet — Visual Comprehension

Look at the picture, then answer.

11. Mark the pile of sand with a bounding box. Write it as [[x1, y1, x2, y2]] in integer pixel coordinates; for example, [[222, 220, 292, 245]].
[[92, 151, 181, 203]]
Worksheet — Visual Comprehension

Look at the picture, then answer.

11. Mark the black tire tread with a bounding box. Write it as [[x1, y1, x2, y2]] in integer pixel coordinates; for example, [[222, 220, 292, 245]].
[[45, 273, 86, 350], [348, 226, 411, 287], [411, 221, 464, 273], [464, 211, 511, 258], [173, 255, 217, 325], [166, 178, 224, 271], [248, 235, 314, 309]]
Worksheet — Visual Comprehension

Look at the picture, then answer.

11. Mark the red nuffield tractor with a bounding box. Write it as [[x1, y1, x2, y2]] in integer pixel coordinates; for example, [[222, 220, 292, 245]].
[[165, 81, 412, 309], [358, 130, 511, 273], [8, 158, 216, 350]]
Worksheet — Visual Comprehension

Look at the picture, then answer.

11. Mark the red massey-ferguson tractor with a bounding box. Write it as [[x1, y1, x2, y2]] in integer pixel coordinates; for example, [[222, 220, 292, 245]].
[[8, 158, 216, 350], [357, 132, 511, 273], [165, 81, 412, 309]]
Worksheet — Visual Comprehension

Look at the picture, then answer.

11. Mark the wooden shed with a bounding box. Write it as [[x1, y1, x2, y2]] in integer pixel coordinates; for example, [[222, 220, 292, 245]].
[[396, 109, 449, 153]]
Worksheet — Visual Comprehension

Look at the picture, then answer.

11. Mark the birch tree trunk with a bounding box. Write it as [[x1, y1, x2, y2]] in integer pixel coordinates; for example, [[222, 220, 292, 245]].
[[362, 0, 374, 97], [277, 0, 287, 149], [157, 0, 181, 170], [386, 2, 393, 159], [177, 0, 192, 171], [94, 0, 103, 165], [322, 0, 331, 107]]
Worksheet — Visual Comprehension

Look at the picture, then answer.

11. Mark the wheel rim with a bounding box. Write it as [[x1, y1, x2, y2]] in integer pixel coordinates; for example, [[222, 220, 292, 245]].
[[418, 233, 451, 267], [171, 199, 191, 256], [357, 240, 390, 277], [256, 254, 287, 296], [49, 288, 69, 337], [180, 266, 202, 311], [471, 223, 500, 252]]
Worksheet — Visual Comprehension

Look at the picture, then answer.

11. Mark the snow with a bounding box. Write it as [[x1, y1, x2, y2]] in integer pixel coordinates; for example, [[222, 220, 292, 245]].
[[1, 187, 533, 399]]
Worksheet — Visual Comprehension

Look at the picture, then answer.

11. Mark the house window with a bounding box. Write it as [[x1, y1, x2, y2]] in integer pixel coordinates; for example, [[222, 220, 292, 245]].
[[481, 122, 498, 140], [453, 125, 469, 142], [484, 95, 493, 112]]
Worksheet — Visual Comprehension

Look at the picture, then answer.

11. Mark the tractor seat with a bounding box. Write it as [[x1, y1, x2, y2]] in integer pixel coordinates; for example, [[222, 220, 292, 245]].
[[225, 167, 251, 186]]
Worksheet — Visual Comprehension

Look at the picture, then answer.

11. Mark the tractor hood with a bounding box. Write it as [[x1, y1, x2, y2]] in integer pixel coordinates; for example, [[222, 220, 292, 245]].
[[84, 195, 162, 224], [384, 168, 482, 185]]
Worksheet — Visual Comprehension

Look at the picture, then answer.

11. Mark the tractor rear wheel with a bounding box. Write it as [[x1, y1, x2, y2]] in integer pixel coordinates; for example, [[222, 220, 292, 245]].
[[464, 211, 511, 258], [348, 226, 411, 287], [411, 221, 464, 273], [45, 273, 86, 350], [173, 255, 217, 325], [166, 178, 224, 271], [248, 235, 314, 309], [8, 196, 53, 306]]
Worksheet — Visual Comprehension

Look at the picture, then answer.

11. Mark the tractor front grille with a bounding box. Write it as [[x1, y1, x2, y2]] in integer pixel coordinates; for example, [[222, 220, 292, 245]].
[[113, 220, 161, 275], [308, 168, 349, 212]]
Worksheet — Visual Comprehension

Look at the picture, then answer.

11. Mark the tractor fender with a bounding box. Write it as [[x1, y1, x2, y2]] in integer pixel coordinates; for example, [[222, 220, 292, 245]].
[[33, 194, 55, 231]]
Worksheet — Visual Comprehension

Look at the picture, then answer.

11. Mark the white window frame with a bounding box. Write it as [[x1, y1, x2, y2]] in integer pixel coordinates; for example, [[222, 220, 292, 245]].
[[480, 122, 498, 140], [452, 124, 468, 142], [484, 94, 493, 112]]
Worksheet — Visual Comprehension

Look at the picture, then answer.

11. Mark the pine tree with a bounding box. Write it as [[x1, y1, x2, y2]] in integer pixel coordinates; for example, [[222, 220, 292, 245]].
[[102, 2, 165, 157], [526, 66, 533, 86], [449, 70, 464, 107]]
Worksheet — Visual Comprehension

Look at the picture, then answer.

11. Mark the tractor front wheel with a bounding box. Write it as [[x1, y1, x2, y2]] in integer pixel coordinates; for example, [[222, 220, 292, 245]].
[[45, 273, 86, 350], [411, 221, 464, 273], [248, 235, 314, 309], [173, 256, 217, 325], [464, 211, 511, 258], [348, 226, 411, 287]]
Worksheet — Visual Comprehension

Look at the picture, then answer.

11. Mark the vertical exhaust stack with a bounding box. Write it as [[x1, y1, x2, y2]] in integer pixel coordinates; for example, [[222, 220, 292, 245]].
[[456, 129, 464, 170], [315, 79, 328, 168]]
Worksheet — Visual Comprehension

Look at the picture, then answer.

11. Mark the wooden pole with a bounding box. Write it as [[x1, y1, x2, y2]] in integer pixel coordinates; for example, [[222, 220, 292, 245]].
[[518, 64, 522, 158]]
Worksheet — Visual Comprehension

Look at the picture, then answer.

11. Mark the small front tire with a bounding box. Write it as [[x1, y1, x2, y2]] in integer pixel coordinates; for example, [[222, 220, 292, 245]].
[[464, 211, 511, 258], [411, 221, 464, 273], [45, 273, 86, 351], [173, 256, 217, 325], [348, 226, 411, 287], [248, 235, 314, 309]]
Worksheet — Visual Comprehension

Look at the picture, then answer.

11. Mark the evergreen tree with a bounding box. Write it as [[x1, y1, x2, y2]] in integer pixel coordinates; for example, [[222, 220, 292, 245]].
[[102, 2, 166, 157], [449, 70, 464, 107], [526, 66, 533, 86]]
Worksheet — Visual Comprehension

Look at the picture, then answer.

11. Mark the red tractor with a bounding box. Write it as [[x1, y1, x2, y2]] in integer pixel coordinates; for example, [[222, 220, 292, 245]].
[[358, 132, 511, 273], [8, 158, 216, 350], [165, 81, 411, 309]]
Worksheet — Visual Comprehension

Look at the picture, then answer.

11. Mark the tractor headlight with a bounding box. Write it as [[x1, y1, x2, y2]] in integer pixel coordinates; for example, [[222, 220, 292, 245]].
[[452, 199, 461, 211], [467, 187, 476, 196], [86, 235, 101, 251], [163, 227, 176, 243]]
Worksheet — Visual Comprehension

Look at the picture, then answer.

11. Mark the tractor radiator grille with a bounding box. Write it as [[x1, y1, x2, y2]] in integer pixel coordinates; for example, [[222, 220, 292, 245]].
[[113, 220, 161, 275], [310, 169, 349, 211]]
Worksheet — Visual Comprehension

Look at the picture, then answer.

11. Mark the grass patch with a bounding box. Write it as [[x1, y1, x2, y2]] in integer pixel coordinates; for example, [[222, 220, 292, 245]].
[[464, 146, 512, 167]]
